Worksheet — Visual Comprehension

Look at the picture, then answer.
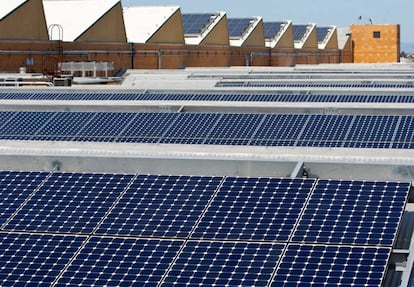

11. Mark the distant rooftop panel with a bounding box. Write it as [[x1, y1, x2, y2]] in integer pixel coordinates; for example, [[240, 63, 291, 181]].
[[263, 22, 283, 39], [293, 24, 309, 41], [317, 27, 331, 42], [182, 13, 215, 34], [228, 18, 253, 37]]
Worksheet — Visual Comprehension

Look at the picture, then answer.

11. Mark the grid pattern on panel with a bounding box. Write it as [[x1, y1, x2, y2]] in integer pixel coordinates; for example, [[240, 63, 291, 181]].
[[271, 244, 391, 287], [344, 115, 398, 148], [116, 113, 175, 143], [97, 175, 222, 238], [393, 116, 414, 149], [292, 180, 410, 246], [73, 112, 136, 142], [33, 112, 95, 141], [55, 237, 183, 287], [162, 241, 285, 287], [0, 111, 55, 140], [182, 14, 214, 34], [228, 18, 252, 37], [0, 232, 85, 286], [293, 25, 309, 41], [191, 178, 315, 241], [297, 115, 353, 147], [204, 113, 263, 145], [0, 171, 49, 226], [4, 173, 134, 234], [264, 22, 283, 38], [317, 27, 330, 42], [161, 113, 221, 144]]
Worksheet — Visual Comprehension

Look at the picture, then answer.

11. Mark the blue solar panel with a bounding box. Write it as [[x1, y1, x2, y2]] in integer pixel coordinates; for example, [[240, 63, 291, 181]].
[[317, 27, 330, 42], [293, 25, 309, 41], [0, 232, 85, 286], [182, 14, 214, 34], [55, 237, 182, 287], [0, 112, 54, 140], [271, 244, 391, 287], [263, 22, 283, 39], [162, 241, 285, 287], [192, 177, 315, 241], [0, 171, 49, 226], [292, 180, 410, 246], [204, 113, 263, 145], [116, 113, 176, 143], [161, 113, 221, 144], [97, 175, 222, 238], [228, 18, 252, 37], [4, 173, 133, 233]]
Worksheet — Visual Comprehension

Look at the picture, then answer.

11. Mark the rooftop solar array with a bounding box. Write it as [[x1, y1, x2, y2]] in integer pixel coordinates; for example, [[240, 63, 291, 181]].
[[263, 22, 284, 39], [2, 111, 414, 149], [293, 24, 309, 41], [0, 170, 409, 286], [3, 91, 414, 103], [216, 81, 414, 88], [317, 27, 331, 42], [182, 13, 215, 34], [228, 18, 253, 37]]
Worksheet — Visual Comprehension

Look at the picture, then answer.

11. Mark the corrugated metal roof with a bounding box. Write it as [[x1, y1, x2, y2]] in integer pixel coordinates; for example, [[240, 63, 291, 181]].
[[43, 0, 120, 41], [123, 6, 179, 43], [0, 0, 27, 21]]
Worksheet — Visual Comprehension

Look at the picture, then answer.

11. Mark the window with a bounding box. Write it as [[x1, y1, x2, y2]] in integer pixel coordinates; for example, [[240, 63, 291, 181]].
[[373, 31, 381, 38]]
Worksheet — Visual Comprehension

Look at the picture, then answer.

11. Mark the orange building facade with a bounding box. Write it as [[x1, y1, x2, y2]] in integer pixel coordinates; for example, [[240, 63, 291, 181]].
[[350, 24, 400, 63]]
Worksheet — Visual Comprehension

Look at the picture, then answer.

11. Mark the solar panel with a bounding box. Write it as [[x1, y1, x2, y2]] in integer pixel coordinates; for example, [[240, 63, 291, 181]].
[[263, 22, 283, 39], [162, 241, 285, 286], [228, 18, 253, 37], [4, 172, 134, 233], [271, 244, 391, 287], [55, 237, 182, 287], [317, 27, 330, 42], [0, 232, 85, 286], [0, 171, 49, 226], [182, 14, 215, 34], [97, 175, 223, 238], [293, 25, 309, 41], [0, 111, 54, 140], [192, 177, 315, 241], [292, 180, 410, 246]]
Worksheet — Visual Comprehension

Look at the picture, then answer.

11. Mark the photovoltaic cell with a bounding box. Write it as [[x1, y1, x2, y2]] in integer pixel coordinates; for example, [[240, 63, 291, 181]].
[[162, 241, 285, 287], [4, 173, 134, 234], [292, 180, 410, 246], [228, 18, 252, 37], [317, 27, 330, 42], [55, 237, 183, 287], [263, 22, 283, 39], [182, 14, 214, 34], [271, 244, 391, 287], [0, 171, 49, 226], [0, 232, 85, 286], [191, 177, 315, 241], [97, 175, 222, 238], [293, 25, 309, 41]]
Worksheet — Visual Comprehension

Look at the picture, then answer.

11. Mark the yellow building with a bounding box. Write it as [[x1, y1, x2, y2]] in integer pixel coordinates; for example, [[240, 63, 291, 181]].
[[350, 24, 400, 63]]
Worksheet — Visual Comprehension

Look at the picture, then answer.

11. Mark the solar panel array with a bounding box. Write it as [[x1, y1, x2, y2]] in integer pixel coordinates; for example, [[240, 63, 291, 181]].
[[216, 81, 414, 88], [263, 22, 284, 39], [293, 24, 309, 41], [1, 111, 414, 148], [0, 171, 409, 286], [317, 27, 331, 42], [182, 13, 215, 34], [2, 91, 414, 103], [228, 18, 253, 37]]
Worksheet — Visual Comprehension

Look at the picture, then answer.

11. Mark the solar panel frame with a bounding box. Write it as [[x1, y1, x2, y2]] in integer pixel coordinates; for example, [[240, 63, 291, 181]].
[[228, 18, 253, 37], [263, 22, 283, 39], [182, 14, 215, 34]]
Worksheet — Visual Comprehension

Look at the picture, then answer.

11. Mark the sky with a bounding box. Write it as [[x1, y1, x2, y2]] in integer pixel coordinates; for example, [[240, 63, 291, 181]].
[[122, 0, 414, 50]]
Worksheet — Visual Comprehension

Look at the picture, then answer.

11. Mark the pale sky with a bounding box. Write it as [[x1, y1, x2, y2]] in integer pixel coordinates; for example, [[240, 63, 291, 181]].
[[122, 0, 414, 50]]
